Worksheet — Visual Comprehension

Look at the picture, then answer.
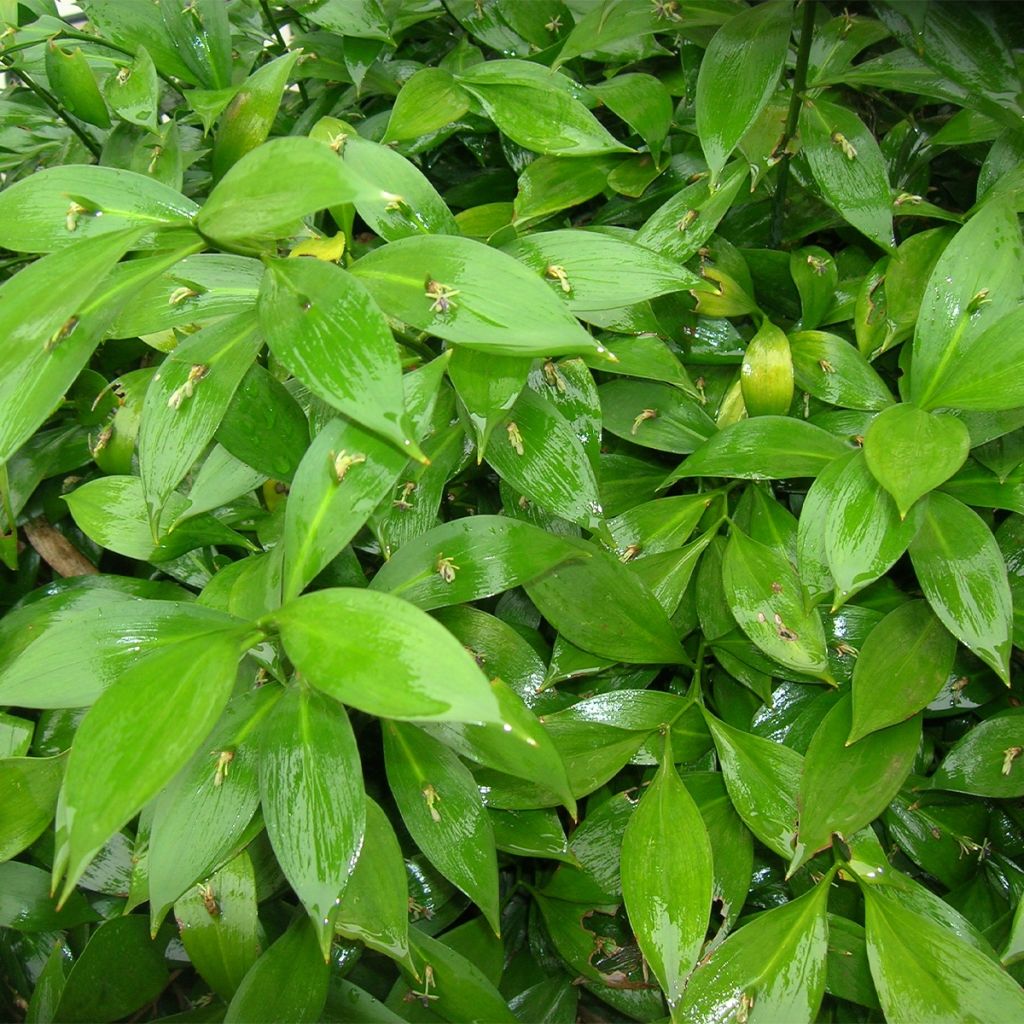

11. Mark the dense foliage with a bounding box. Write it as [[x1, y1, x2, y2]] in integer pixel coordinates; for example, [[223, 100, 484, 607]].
[[1, 0, 1024, 1020]]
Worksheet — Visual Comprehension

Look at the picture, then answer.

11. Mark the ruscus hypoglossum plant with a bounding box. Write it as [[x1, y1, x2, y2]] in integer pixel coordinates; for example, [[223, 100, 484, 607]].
[[1, 1, 1024, 1021]]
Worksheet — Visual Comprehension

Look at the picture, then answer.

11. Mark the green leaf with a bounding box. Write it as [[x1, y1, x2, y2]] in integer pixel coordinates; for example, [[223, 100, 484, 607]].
[[158, 0, 232, 91], [314, 119, 458, 241], [383, 721, 500, 933], [909, 492, 1013, 682], [148, 687, 279, 929], [791, 695, 920, 873], [0, 600, 249, 709], [0, 228, 145, 465], [860, 883, 1024, 1024], [503, 228, 702, 310], [0, 861, 97, 932], [863, 404, 970, 518], [931, 708, 1024, 798], [525, 538, 687, 665], [351, 234, 606, 358], [61, 624, 251, 898], [213, 51, 300, 180], [370, 515, 581, 609], [704, 712, 802, 860], [513, 153, 619, 225], [139, 312, 261, 525], [53, 917, 169, 1024], [582, 334, 698, 396], [723, 528, 831, 681], [335, 797, 411, 968], [741, 318, 795, 417], [825, 451, 922, 607], [0, 754, 65, 861], [695, 0, 792, 184], [258, 257, 418, 457], [589, 73, 673, 160], [620, 741, 713, 1011], [486, 389, 603, 529], [789, 330, 893, 410], [259, 685, 365, 958], [384, 67, 471, 142], [0, 165, 195, 253], [601, 379, 716, 455], [911, 198, 1024, 409], [174, 851, 260, 1000], [196, 137, 383, 252], [796, 452, 851, 606], [456, 60, 630, 156], [634, 161, 748, 264], [102, 46, 159, 130], [225, 914, 329, 1024], [849, 601, 956, 743], [269, 588, 501, 723], [679, 876, 832, 1024], [665, 416, 850, 484], [448, 346, 530, 457], [606, 493, 715, 561], [800, 98, 894, 250]]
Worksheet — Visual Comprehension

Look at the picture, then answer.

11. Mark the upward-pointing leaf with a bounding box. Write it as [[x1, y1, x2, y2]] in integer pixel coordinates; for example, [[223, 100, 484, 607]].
[[61, 621, 253, 899], [621, 739, 713, 1012], [259, 686, 365, 959], [695, 1, 793, 184], [268, 588, 502, 724], [139, 312, 262, 526], [257, 257, 420, 458]]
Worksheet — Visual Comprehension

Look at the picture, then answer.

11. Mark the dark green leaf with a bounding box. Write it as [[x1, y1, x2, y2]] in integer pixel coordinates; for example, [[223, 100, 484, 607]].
[[931, 708, 1024, 798]]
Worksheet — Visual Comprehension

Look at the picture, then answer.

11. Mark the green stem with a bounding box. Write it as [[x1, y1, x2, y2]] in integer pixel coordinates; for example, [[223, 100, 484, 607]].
[[0, 57, 101, 156], [768, 0, 816, 249]]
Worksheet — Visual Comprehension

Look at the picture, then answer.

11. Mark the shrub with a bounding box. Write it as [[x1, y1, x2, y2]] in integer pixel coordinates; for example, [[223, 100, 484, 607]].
[[1, 0, 1023, 1021]]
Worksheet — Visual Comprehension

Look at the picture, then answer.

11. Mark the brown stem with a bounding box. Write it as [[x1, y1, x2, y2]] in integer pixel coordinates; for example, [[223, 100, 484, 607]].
[[23, 518, 98, 577]]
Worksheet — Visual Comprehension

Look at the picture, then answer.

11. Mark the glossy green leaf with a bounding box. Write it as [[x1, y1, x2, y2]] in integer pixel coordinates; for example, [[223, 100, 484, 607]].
[[526, 538, 687, 665], [212, 51, 300, 180], [800, 97, 894, 250], [666, 416, 850, 484], [849, 601, 956, 742], [139, 312, 261, 524], [741, 318, 794, 417], [196, 137, 383, 252], [456, 60, 630, 156], [370, 515, 580, 609], [0, 165, 195, 253], [791, 695, 920, 873], [621, 740, 714, 1011], [351, 234, 606, 358], [723, 528, 831, 680], [0, 860, 97, 931], [448, 346, 530, 456], [601, 379, 716, 454], [258, 257, 418, 456], [589, 73, 673, 160], [384, 67, 471, 142], [790, 330, 893, 410], [695, 0, 792, 184], [486, 388, 603, 529], [704, 711, 802, 859], [513, 153, 618, 225], [335, 798, 411, 967], [383, 721, 500, 933], [863, 404, 970, 519], [679, 876, 832, 1024], [102, 46, 159, 130], [174, 851, 260, 1000], [504, 228, 702, 311], [269, 588, 501, 723], [259, 685, 364, 958], [148, 687, 279, 929], [0, 754, 65, 861], [861, 883, 1024, 1024], [931, 708, 1024, 798], [911, 198, 1024, 409], [60, 624, 251, 898], [225, 914, 329, 1024], [909, 492, 1013, 682], [53, 917, 168, 1023], [583, 334, 698, 396], [825, 451, 922, 607]]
